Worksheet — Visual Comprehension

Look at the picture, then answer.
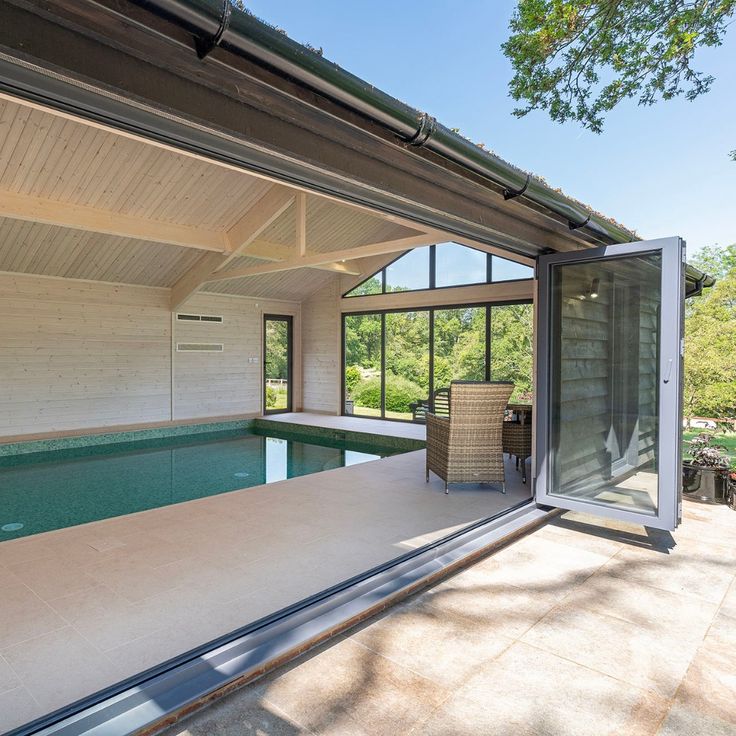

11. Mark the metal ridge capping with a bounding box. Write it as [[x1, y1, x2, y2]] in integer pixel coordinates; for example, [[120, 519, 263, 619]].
[[134, 0, 636, 245]]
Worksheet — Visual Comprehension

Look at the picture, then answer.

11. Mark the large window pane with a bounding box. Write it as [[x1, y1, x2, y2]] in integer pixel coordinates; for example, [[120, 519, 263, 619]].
[[385, 248, 429, 292], [435, 243, 487, 288], [344, 313, 382, 417], [490, 303, 533, 402], [491, 255, 534, 281], [433, 307, 486, 391], [385, 311, 430, 420], [549, 254, 661, 515]]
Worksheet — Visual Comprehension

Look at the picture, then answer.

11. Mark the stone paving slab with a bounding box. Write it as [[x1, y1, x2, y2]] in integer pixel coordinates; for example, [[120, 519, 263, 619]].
[[160, 501, 736, 736]]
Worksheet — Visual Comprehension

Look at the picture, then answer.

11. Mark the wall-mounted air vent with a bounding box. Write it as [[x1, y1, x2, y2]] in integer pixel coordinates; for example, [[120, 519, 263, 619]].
[[176, 343, 224, 352], [176, 314, 223, 323]]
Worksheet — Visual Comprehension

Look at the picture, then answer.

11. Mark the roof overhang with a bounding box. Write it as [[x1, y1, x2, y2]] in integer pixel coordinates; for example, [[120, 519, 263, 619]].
[[0, 0, 713, 297], [0, 0, 623, 259]]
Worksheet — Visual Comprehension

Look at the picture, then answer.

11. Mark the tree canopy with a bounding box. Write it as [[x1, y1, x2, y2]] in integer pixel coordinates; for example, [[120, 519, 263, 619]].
[[684, 244, 736, 418], [503, 0, 735, 155]]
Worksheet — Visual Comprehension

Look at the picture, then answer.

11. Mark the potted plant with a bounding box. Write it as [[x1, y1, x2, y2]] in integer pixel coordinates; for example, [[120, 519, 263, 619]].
[[682, 433, 732, 504]]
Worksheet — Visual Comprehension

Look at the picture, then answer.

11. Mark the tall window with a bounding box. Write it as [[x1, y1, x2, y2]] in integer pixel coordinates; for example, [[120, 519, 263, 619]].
[[433, 307, 486, 387], [344, 313, 382, 417], [384, 311, 430, 420], [344, 302, 533, 421], [490, 303, 534, 401], [344, 243, 533, 297]]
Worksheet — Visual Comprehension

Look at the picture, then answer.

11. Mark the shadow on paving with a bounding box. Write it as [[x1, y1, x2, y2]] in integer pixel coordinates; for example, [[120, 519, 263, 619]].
[[158, 510, 736, 736]]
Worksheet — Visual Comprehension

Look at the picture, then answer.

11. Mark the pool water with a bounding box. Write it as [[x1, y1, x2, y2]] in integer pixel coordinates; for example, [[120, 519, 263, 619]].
[[0, 428, 395, 541]]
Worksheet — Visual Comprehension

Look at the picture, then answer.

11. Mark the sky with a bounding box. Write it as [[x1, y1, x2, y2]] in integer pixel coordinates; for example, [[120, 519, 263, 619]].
[[245, 0, 736, 257]]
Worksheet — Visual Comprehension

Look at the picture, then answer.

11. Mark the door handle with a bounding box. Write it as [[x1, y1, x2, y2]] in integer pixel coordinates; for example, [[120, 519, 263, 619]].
[[663, 358, 673, 384]]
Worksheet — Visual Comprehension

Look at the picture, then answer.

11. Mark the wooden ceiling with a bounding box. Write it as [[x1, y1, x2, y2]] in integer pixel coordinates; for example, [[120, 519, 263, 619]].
[[0, 95, 441, 304]]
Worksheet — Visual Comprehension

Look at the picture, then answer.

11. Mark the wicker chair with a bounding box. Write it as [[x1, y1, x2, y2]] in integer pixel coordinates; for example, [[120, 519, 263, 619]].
[[502, 418, 532, 484], [426, 381, 514, 494], [410, 387, 450, 423]]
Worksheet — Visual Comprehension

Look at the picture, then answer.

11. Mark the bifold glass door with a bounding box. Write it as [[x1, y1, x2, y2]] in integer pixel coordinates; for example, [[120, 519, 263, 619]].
[[536, 238, 685, 530]]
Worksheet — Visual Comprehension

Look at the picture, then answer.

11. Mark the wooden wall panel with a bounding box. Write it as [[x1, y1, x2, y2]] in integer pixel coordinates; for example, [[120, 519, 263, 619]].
[[0, 274, 302, 437], [173, 293, 300, 420], [0, 273, 171, 435], [301, 281, 341, 414]]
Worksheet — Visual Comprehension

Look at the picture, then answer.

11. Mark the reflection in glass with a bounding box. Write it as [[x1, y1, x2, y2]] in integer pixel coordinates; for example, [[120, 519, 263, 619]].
[[344, 313, 382, 417], [435, 243, 487, 287], [433, 307, 486, 391], [385, 311, 430, 420], [492, 255, 534, 281], [385, 247, 429, 292], [549, 254, 662, 515]]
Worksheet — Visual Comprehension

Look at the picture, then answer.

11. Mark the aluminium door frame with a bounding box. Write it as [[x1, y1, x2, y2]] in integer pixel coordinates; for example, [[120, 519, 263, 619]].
[[263, 314, 294, 415], [535, 237, 685, 530]]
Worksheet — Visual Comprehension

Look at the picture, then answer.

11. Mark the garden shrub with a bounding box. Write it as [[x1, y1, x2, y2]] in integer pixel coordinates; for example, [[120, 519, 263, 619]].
[[352, 372, 424, 412], [352, 376, 381, 409], [345, 365, 362, 395]]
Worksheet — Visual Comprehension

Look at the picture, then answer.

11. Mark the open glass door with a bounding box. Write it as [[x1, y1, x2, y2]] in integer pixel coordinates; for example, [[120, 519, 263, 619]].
[[536, 238, 685, 530], [263, 315, 293, 414]]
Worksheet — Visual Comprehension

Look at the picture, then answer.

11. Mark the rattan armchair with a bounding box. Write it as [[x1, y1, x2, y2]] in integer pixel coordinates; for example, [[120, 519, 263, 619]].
[[425, 380, 514, 494]]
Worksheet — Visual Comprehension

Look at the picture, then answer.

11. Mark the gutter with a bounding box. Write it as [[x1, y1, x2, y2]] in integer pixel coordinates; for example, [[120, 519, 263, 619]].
[[119, 1, 714, 295], [131, 0, 635, 245], [684, 266, 716, 297]]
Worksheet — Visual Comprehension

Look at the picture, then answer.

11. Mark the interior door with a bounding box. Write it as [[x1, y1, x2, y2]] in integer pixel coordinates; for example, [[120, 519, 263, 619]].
[[263, 315, 293, 414], [536, 238, 685, 530]]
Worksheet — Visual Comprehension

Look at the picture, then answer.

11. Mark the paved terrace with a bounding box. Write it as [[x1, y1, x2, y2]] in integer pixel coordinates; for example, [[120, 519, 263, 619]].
[[0, 414, 528, 731], [161, 500, 736, 736]]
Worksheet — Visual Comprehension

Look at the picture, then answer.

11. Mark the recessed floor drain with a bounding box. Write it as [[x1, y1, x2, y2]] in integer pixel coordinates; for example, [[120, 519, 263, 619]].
[[1, 522, 23, 532]]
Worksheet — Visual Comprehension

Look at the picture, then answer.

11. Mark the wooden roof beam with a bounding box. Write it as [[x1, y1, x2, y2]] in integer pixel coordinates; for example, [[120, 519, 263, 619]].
[[203, 233, 440, 284], [170, 184, 295, 309], [295, 193, 307, 257], [0, 189, 229, 253], [245, 240, 361, 275]]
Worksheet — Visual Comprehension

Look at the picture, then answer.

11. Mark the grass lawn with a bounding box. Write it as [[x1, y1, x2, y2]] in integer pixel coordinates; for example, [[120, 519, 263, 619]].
[[352, 405, 412, 421], [266, 385, 288, 410], [683, 430, 736, 466]]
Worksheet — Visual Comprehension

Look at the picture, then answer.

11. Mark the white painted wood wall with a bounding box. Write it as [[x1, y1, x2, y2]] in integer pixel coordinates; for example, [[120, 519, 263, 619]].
[[301, 280, 341, 414], [0, 273, 300, 437]]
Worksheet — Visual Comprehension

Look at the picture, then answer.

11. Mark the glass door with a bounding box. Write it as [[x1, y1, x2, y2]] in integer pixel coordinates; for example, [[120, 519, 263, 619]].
[[263, 315, 293, 414], [536, 238, 685, 530]]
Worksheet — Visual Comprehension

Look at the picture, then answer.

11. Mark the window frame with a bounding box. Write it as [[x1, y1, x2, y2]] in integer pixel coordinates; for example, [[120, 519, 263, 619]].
[[342, 244, 533, 298], [341, 298, 533, 423]]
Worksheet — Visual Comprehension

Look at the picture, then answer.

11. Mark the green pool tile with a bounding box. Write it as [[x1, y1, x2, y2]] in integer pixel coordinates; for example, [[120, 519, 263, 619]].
[[0, 420, 254, 458]]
